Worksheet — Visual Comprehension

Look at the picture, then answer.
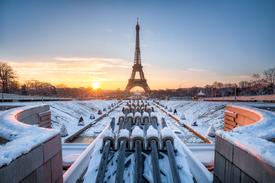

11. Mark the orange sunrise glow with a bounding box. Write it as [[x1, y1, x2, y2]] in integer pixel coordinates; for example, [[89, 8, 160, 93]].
[[93, 82, 100, 90]]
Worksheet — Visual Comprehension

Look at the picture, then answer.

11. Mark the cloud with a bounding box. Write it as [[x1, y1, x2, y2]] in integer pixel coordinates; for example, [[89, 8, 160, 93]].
[[54, 57, 122, 63], [188, 68, 205, 72], [8, 61, 109, 75], [7, 56, 133, 84], [53, 57, 132, 68]]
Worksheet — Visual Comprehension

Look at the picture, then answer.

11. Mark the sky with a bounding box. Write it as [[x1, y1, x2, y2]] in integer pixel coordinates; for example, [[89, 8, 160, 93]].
[[0, 0, 275, 90]]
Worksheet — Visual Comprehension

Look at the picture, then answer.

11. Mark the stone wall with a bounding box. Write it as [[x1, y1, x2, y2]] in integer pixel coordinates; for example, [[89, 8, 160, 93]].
[[214, 135, 275, 183], [0, 134, 63, 183], [214, 105, 275, 183], [0, 105, 63, 183], [16, 105, 52, 128], [224, 105, 261, 131]]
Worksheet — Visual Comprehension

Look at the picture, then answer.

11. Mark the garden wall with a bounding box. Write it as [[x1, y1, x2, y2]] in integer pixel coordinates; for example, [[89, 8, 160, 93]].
[[214, 105, 275, 183], [0, 105, 63, 183]]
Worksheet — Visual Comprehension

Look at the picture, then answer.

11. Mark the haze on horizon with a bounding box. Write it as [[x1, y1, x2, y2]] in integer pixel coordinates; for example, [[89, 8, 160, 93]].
[[0, 0, 274, 90]]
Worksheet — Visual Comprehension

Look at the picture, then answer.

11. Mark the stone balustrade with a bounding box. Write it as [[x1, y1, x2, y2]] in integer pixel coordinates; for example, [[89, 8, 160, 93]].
[[224, 105, 261, 131], [0, 104, 63, 183], [16, 105, 52, 128], [214, 105, 275, 183]]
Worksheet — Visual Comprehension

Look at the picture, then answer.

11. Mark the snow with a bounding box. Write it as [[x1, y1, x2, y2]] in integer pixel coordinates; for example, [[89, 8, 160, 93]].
[[161, 127, 174, 139], [158, 101, 227, 142], [127, 113, 133, 118], [0, 100, 117, 168], [60, 123, 68, 137], [224, 109, 236, 116], [63, 154, 80, 164], [118, 129, 129, 138], [0, 104, 59, 168], [173, 139, 197, 182], [198, 90, 205, 95], [180, 113, 186, 120], [146, 125, 158, 138], [195, 154, 213, 164], [142, 112, 149, 118], [134, 112, 141, 117], [102, 129, 115, 139], [132, 126, 143, 138], [216, 105, 275, 167], [174, 138, 213, 183], [49, 100, 116, 141], [151, 112, 157, 118], [206, 124, 215, 137], [119, 112, 125, 118], [82, 141, 103, 183], [2, 99, 274, 182]]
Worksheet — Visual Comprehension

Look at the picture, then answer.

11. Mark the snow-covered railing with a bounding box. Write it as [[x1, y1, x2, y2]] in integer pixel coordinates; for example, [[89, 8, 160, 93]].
[[0, 104, 62, 183], [214, 105, 275, 182], [63, 123, 112, 183]]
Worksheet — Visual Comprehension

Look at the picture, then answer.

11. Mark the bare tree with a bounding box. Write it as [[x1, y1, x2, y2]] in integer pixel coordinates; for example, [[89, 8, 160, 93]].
[[0, 62, 17, 93], [263, 68, 275, 87]]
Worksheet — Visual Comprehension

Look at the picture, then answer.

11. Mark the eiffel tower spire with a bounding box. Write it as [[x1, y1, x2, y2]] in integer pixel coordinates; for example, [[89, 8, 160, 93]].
[[134, 18, 141, 65], [124, 20, 150, 94]]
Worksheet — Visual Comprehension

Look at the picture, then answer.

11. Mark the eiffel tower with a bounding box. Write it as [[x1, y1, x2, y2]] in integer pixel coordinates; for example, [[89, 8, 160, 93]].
[[124, 20, 150, 94]]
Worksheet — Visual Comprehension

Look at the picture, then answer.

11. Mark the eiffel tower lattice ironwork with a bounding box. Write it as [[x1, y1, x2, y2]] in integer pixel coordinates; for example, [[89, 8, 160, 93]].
[[124, 20, 150, 94]]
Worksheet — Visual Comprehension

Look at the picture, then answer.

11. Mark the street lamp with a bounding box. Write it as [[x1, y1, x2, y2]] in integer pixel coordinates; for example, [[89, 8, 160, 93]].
[[235, 84, 237, 102]]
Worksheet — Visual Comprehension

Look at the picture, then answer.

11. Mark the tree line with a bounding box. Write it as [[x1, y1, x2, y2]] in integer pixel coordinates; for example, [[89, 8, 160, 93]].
[[0, 62, 104, 98], [151, 68, 275, 98], [1, 61, 274, 98]]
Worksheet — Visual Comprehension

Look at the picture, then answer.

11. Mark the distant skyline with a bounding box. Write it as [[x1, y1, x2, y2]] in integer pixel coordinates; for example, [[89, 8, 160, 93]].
[[1, 0, 274, 90]]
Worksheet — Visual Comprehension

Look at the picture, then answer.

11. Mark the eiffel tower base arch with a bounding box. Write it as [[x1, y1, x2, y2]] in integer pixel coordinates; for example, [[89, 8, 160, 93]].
[[124, 79, 150, 95]]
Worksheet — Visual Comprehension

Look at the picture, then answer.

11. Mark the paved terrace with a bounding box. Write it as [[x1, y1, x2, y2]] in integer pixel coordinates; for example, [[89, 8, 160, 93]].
[[0, 101, 274, 182]]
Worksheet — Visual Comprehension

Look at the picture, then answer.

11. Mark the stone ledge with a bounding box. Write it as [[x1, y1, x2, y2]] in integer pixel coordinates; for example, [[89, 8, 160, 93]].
[[39, 118, 51, 127], [40, 114, 51, 122], [224, 160, 241, 183], [224, 118, 237, 127], [51, 151, 63, 182], [214, 151, 226, 182], [233, 146, 275, 183], [215, 135, 233, 162], [0, 145, 43, 183], [224, 123, 235, 131], [0, 134, 62, 183], [224, 110, 237, 118], [44, 134, 61, 162], [36, 159, 51, 183], [38, 110, 51, 117]]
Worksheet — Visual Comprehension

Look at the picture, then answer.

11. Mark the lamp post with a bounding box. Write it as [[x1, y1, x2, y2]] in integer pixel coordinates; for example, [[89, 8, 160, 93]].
[[235, 84, 237, 102], [212, 87, 213, 100]]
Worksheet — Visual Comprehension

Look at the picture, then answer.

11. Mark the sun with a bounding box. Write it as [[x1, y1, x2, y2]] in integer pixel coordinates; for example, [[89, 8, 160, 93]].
[[93, 82, 100, 89]]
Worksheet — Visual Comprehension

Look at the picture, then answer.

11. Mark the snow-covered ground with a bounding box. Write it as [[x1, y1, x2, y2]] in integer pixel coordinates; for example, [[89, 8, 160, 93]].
[[49, 100, 117, 141], [155, 100, 275, 143], [1, 100, 273, 144], [157, 101, 227, 143]]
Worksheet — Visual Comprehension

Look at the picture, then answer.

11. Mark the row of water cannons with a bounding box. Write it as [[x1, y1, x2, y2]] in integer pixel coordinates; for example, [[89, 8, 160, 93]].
[[122, 103, 155, 117], [96, 103, 182, 183], [154, 101, 216, 138]]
